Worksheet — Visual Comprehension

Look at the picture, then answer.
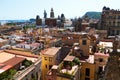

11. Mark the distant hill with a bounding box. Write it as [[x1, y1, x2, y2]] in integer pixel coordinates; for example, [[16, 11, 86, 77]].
[[82, 12, 102, 19]]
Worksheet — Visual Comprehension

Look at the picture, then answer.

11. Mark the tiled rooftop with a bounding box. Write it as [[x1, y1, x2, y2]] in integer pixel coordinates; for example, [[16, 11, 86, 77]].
[[0, 57, 25, 74], [0, 64, 11, 73], [3, 57, 25, 67]]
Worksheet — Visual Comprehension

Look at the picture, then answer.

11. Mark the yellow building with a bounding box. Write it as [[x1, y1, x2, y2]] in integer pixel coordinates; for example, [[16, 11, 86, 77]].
[[94, 52, 109, 79], [80, 53, 109, 80], [80, 55, 95, 80], [79, 34, 96, 56], [41, 47, 61, 80], [46, 55, 80, 80]]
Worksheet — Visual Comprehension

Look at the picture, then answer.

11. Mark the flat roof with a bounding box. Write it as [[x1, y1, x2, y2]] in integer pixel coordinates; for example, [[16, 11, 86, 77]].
[[64, 55, 75, 62], [99, 41, 113, 48], [86, 55, 94, 64], [51, 65, 58, 70], [42, 47, 60, 56], [4, 50, 39, 58], [0, 50, 39, 63], [94, 52, 109, 57], [17, 42, 41, 47], [0, 51, 15, 63]]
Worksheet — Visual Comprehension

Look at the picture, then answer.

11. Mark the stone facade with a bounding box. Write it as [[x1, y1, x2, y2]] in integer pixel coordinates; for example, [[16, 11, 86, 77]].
[[45, 18, 57, 27], [36, 15, 42, 26], [101, 6, 120, 36]]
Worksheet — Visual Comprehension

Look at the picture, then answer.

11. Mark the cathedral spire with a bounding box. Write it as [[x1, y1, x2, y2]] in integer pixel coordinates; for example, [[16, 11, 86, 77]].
[[50, 8, 54, 18], [44, 10, 47, 18]]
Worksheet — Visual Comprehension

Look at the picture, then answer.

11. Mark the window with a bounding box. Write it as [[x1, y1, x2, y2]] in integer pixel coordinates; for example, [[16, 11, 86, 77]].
[[99, 58, 103, 62], [109, 16, 112, 19], [44, 57, 47, 60], [49, 65, 52, 70], [111, 30, 115, 36], [49, 57, 52, 62], [85, 68, 90, 76], [98, 66, 103, 74], [45, 65, 47, 69], [26, 78, 28, 80], [82, 40, 87, 45], [116, 30, 119, 35], [113, 21, 115, 25], [85, 78, 90, 80], [31, 74, 35, 78], [118, 16, 120, 19], [36, 72, 38, 79]]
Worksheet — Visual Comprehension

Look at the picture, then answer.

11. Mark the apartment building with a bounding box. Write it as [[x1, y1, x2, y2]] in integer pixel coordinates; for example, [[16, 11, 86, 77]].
[[101, 6, 120, 36], [41, 47, 61, 80], [46, 55, 80, 80]]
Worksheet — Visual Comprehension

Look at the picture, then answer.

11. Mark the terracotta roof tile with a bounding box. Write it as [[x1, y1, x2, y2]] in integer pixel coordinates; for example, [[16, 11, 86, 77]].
[[0, 57, 25, 73], [3, 57, 25, 67]]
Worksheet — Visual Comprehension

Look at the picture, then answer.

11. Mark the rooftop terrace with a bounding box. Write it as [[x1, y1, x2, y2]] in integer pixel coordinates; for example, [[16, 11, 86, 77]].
[[57, 56, 80, 78], [41, 47, 61, 56]]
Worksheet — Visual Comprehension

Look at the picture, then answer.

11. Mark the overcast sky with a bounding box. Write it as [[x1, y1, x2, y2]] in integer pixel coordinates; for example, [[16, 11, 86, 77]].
[[0, 0, 119, 20]]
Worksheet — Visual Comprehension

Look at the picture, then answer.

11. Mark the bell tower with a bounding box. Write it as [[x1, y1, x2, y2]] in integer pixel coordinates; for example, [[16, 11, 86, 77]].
[[44, 10, 47, 18], [50, 8, 54, 18]]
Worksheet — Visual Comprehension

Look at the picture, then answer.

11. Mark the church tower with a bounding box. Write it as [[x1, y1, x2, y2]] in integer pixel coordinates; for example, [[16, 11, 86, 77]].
[[50, 8, 54, 18], [101, 36, 120, 80], [45, 8, 57, 27], [44, 10, 47, 18], [36, 15, 42, 26]]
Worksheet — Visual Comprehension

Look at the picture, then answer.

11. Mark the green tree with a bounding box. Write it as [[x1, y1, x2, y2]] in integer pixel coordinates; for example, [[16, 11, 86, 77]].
[[73, 58, 80, 65], [0, 69, 17, 80], [23, 59, 33, 67]]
